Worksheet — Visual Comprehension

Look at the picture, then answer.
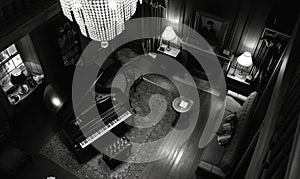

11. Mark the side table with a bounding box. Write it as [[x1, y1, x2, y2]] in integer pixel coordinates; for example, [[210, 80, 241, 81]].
[[157, 43, 181, 58], [226, 61, 253, 96]]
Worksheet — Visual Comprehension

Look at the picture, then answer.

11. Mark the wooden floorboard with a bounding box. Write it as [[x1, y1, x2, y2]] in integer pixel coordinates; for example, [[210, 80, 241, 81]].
[[139, 73, 212, 179]]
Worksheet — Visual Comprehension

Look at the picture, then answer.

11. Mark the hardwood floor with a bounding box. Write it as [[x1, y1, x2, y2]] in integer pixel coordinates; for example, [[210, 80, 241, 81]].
[[137, 73, 212, 178], [140, 91, 211, 179]]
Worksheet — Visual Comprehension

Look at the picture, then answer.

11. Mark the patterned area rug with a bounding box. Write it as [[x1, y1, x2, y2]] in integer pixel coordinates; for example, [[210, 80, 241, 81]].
[[40, 78, 179, 179]]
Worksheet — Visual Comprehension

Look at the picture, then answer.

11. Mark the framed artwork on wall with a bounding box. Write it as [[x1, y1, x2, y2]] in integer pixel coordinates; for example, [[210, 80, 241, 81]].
[[193, 11, 230, 52]]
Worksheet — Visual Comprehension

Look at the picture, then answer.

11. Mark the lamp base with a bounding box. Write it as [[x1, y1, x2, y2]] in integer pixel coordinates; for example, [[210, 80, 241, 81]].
[[166, 41, 171, 51], [231, 64, 238, 76]]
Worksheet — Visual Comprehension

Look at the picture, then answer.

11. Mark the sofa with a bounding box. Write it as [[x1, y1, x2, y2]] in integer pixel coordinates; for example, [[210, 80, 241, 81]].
[[196, 90, 258, 178]]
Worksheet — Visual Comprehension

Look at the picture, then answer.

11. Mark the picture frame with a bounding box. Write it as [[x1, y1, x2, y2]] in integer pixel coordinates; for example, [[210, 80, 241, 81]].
[[193, 11, 230, 50]]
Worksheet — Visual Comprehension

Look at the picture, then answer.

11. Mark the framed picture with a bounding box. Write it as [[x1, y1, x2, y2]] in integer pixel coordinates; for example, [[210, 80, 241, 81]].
[[193, 11, 230, 50]]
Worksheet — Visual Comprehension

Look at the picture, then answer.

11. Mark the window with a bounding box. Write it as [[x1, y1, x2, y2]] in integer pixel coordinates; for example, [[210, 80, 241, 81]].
[[0, 44, 28, 92]]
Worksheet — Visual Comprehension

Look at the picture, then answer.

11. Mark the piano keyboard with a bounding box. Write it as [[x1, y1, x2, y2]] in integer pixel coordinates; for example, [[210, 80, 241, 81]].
[[79, 111, 132, 148]]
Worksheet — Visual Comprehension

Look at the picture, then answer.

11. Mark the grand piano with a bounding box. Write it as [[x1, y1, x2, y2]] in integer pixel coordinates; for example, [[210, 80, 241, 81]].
[[61, 72, 135, 168]]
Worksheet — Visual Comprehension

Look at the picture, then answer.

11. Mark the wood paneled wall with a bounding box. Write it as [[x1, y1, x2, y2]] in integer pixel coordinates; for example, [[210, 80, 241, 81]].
[[0, 0, 60, 51], [235, 0, 275, 55], [266, 0, 300, 35], [166, 0, 275, 55], [29, 14, 68, 84]]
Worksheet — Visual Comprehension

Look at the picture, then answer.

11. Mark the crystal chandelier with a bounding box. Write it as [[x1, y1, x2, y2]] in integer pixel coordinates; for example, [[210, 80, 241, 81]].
[[59, 0, 139, 47]]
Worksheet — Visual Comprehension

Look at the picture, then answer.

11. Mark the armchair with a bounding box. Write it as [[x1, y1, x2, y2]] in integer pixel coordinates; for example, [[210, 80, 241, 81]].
[[196, 91, 258, 178]]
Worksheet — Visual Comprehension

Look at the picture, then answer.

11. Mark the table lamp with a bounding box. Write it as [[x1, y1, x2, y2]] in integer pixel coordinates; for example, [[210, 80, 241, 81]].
[[11, 68, 28, 94], [237, 51, 253, 77], [161, 26, 177, 51]]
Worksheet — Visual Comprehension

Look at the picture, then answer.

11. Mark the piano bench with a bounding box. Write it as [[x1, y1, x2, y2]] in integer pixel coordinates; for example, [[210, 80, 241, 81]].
[[102, 137, 132, 169], [102, 146, 131, 169]]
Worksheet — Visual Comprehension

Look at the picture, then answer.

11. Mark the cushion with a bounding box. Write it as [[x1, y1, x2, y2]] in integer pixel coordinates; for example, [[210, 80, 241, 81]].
[[224, 96, 241, 117], [217, 114, 236, 136], [236, 91, 258, 120]]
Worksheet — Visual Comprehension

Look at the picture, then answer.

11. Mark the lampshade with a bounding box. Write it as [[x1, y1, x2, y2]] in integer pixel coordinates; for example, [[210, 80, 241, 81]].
[[11, 68, 26, 85], [161, 26, 177, 41], [237, 51, 253, 67], [59, 0, 138, 46]]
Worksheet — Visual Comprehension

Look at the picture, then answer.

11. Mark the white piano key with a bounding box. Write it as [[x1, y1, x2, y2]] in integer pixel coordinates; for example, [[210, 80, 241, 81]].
[[79, 111, 132, 148]]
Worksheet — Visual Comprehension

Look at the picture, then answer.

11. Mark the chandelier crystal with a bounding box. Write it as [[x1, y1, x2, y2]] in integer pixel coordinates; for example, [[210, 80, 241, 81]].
[[59, 0, 138, 44]]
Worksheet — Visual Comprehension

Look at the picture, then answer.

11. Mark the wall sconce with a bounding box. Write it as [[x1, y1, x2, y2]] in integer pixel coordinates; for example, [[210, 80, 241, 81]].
[[161, 26, 177, 51]]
